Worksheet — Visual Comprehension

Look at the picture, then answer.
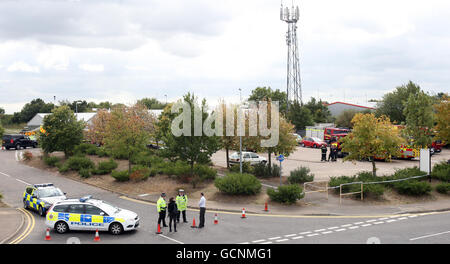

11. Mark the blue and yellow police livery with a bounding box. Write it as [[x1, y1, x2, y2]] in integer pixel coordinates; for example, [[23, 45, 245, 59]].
[[46, 196, 140, 235], [23, 183, 66, 216]]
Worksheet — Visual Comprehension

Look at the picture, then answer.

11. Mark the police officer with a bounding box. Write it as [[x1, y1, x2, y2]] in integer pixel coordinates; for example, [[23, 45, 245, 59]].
[[176, 189, 188, 223], [157, 193, 168, 227], [320, 144, 327, 162], [331, 142, 338, 162]]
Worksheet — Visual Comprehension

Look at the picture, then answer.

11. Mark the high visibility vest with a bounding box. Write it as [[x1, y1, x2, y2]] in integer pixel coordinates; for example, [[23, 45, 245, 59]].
[[176, 195, 188, 211], [157, 197, 166, 212]]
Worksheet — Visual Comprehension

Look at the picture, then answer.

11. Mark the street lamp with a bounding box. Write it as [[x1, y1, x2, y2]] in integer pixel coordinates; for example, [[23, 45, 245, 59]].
[[75, 100, 83, 114], [239, 88, 243, 174]]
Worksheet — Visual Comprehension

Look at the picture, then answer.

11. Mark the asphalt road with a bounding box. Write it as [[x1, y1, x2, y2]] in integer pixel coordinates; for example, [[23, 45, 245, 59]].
[[0, 148, 449, 244]]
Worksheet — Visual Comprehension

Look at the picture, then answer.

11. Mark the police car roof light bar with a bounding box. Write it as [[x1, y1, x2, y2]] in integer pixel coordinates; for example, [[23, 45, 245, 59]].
[[80, 195, 93, 202], [33, 183, 54, 188]]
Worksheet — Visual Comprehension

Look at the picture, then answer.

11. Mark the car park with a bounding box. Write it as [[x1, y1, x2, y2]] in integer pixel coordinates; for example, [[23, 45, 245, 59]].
[[23, 183, 66, 216], [229, 151, 267, 166], [46, 195, 140, 235], [2, 134, 38, 150], [301, 137, 327, 148]]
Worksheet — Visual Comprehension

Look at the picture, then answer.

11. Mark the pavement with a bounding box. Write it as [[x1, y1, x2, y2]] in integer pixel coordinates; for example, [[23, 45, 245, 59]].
[[0, 208, 26, 244]]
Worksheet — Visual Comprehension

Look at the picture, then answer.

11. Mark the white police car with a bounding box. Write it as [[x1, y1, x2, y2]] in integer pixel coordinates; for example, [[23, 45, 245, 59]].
[[45, 196, 139, 235], [23, 183, 66, 216]]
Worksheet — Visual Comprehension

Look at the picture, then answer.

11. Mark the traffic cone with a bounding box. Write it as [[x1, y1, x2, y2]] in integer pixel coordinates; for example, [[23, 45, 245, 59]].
[[94, 229, 100, 242], [191, 217, 197, 228], [156, 224, 162, 234], [264, 202, 268, 212], [241, 208, 246, 218], [44, 228, 51, 241], [214, 213, 218, 225]]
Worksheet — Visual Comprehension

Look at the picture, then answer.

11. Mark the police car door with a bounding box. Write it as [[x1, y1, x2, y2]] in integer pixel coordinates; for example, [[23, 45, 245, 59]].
[[84, 204, 109, 231], [66, 204, 86, 231]]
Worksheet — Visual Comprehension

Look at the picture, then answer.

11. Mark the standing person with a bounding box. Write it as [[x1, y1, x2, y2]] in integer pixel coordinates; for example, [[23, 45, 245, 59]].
[[157, 193, 168, 228], [331, 141, 338, 162], [321, 144, 327, 162], [176, 189, 188, 223], [328, 145, 334, 162], [167, 197, 178, 232], [198, 193, 206, 228]]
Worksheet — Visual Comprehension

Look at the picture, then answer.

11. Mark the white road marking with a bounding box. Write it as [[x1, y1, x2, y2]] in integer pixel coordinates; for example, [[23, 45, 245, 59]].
[[398, 217, 408, 220], [268, 236, 281, 240], [158, 234, 184, 244], [361, 224, 372, 227], [260, 241, 273, 244], [341, 224, 352, 227], [314, 229, 326, 232], [408, 215, 418, 218], [284, 234, 297, 237], [0, 171, 31, 185], [0, 172, 11, 177], [349, 226, 359, 230], [335, 228, 346, 232], [276, 239, 289, 242], [378, 218, 389, 221], [328, 226, 339, 230], [374, 221, 384, 225], [299, 231, 312, 235], [366, 219, 377, 223], [321, 231, 333, 234], [292, 236, 304, 240], [410, 231, 450, 241], [307, 233, 319, 237], [252, 239, 266, 243], [353, 222, 364, 225], [386, 219, 397, 223], [138, 194, 150, 197]]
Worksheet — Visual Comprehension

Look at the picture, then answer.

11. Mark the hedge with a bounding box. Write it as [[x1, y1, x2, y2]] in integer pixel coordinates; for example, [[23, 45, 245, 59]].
[[111, 170, 130, 182], [92, 159, 118, 175], [130, 165, 151, 181], [267, 184, 304, 204], [436, 183, 450, 194], [214, 173, 261, 195], [64, 156, 95, 171], [431, 162, 450, 182], [74, 143, 98, 155], [79, 168, 91, 178], [288, 167, 314, 184], [393, 180, 432, 196], [44, 156, 60, 167]]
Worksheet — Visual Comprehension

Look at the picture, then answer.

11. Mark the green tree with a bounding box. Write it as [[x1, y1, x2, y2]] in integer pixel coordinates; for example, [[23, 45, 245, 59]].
[[304, 98, 333, 123], [286, 101, 314, 131], [12, 98, 55, 123], [39, 106, 85, 158], [335, 109, 371, 129], [375, 81, 421, 124], [137, 97, 167, 110], [403, 90, 434, 148], [340, 113, 404, 177], [434, 94, 449, 144], [103, 104, 153, 173], [159, 93, 221, 186], [0, 123, 4, 138], [248, 87, 288, 115]]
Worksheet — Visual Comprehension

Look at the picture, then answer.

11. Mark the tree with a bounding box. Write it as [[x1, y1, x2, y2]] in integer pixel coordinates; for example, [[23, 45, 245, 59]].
[[12, 98, 55, 123], [159, 93, 221, 185], [340, 113, 404, 177], [39, 106, 85, 158], [0, 107, 4, 115], [286, 101, 314, 131], [137, 97, 167, 110], [248, 87, 288, 115], [218, 101, 238, 168], [0, 123, 4, 139], [304, 98, 333, 123], [103, 104, 154, 173], [335, 109, 371, 129], [375, 81, 421, 124], [434, 94, 449, 144], [403, 90, 434, 148], [86, 109, 112, 145]]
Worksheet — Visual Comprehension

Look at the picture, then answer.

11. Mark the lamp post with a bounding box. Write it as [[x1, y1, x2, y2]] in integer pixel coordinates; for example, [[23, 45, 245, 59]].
[[239, 88, 243, 174], [75, 100, 82, 114]]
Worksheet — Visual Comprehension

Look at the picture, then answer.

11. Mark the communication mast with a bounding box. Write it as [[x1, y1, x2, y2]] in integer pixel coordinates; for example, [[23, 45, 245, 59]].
[[280, 0, 302, 108]]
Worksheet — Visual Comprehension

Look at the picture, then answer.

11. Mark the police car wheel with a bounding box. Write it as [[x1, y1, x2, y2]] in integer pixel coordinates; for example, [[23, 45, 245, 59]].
[[55, 221, 69, 234], [23, 200, 28, 209], [109, 223, 123, 235], [38, 206, 45, 217]]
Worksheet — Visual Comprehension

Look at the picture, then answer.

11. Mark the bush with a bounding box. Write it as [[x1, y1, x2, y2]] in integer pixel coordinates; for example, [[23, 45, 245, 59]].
[[22, 151, 33, 161], [271, 164, 281, 178], [288, 167, 314, 184], [329, 175, 358, 194], [267, 184, 304, 204], [229, 162, 253, 174], [74, 143, 98, 155], [111, 170, 130, 182], [92, 159, 118, 175], [65, 156, 95, 171], [43, 156, 60, 167], [214, 173, 261, 195], [79, 168, 91, 178], [393, 180, 432, 196], [431, 162, 450, 182], [130, 151, 153, 167], [130, 165, 151, 181], [58, 163, 69, 173], [436, 183, 450, 194], [362, 183, 385, 198], [193, 164, 217, 181], [96, 147, 109, 157], [252, 163, 280, 178]]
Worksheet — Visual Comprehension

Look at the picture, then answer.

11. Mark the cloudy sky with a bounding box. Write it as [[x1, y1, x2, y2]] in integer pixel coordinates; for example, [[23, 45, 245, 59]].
[[0, 0, 449, 114]]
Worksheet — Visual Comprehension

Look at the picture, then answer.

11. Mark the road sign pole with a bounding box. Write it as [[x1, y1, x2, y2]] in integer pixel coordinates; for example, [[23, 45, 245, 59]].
[[279, 160, 282, 187]]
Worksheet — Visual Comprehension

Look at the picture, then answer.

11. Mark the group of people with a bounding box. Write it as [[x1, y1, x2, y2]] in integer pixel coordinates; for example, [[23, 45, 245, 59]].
[[156, 189, 206, 232], [321, 140, 339, 162]]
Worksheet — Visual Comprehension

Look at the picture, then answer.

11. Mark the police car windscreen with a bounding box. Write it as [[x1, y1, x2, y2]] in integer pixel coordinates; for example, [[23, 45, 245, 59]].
[[100, 201, 121, 215], [37, 188, 64, 198]]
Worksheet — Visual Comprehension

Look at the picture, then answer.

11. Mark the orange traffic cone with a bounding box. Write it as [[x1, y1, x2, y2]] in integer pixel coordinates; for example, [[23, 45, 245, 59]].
[[264, 202, 268, 212], [94, 229, 100, 242], [191, 217, 197, 228], [241, 208, 246, 218], [156, 224, 162, 234], [214, 213, 218, 225], [44, 228, 51, 241]]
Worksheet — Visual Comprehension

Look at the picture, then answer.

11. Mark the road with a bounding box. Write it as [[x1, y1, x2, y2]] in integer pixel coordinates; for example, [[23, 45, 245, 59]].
[[0, 148, 449, 244]]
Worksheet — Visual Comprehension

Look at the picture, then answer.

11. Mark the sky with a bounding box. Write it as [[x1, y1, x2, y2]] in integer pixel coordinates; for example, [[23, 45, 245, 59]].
[[0, 0, 449, 114]]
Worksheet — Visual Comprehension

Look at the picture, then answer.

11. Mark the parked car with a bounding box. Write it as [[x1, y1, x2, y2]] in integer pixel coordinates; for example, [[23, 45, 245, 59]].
[[2, 134, 38, 150], [229, 151, 267, 166], [292, 133, 303, 145], [301, 137, 327, 148]]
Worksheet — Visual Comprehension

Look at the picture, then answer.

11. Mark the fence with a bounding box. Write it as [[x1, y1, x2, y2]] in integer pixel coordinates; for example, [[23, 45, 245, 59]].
[[303, 180, 328, 199]]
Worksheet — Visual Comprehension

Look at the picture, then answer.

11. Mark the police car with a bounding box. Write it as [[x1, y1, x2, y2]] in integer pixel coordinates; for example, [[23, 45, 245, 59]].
[[23, 183, 66, 216], [45, 196, 140, 235]]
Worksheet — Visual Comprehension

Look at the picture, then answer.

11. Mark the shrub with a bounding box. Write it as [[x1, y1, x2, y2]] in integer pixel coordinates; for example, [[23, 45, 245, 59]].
[[362, 183, 385, 198], [22, 151, 33, 161], [393, 180, 432, 196], [253, 163, 270, 178], [79, 168, 91, 178], [329, 175, 358, 194], [267, 184, 304, 204], [288, 167, 314, 184], [229, 162, 253, 174], [65, 156, 95, 171], [130, 165, 151, 181], [96, 147, 109, 157], [74, 143, 98, 155], [214, 173, 261, 195], [130, 151, 153, 167], [43, 156, 60, 167], [58, 163, 69, 173], [92, 159, 118, 175], [271, 164, 281, 178], [111, 170, 130, 182], [193, 164, 217, 181], [431, 162, 450, 182], [436, 183, 450, 194]]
